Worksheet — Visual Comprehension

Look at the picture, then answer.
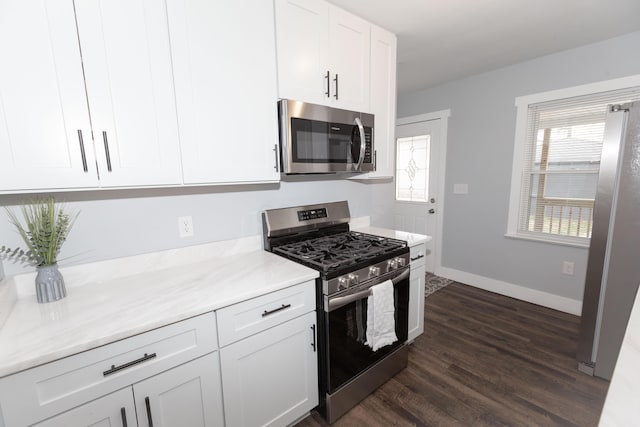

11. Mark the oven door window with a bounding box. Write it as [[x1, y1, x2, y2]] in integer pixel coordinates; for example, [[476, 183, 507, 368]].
[[291, 118, 354, 164], [325, 277, 409, 393]]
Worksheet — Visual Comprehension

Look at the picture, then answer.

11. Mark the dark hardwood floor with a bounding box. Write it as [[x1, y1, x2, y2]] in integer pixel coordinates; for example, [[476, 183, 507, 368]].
[[296, 282, 609, 426]]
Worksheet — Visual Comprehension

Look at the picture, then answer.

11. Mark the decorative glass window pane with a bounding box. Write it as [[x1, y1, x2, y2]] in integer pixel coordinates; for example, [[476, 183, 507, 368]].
[[395, 135, 430, 202]]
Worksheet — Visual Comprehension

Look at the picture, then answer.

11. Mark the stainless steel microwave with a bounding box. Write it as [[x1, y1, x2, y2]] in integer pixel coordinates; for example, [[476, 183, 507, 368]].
[[277, 99, 374, 174]]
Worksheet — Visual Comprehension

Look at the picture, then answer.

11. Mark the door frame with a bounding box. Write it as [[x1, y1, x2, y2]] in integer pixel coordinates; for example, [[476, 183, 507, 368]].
[[396, 109, 450, 275]]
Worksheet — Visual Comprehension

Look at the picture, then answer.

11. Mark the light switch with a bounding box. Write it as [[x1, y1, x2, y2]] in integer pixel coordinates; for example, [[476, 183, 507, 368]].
[[453, 184, 468, 194]]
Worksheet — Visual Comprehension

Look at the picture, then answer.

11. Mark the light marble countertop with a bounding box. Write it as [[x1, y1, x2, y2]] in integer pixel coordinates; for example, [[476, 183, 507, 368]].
[[0, 240, 317, 378], [598, 285, 640, 426]]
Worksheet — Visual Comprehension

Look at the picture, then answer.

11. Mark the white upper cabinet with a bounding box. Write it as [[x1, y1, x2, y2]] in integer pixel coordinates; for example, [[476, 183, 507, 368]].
[[166, 0, 280, 184], [0, 0, 182, 193], [0, 0, 98, 192], [75, 0, 182, 187], [274, 0, 329, 106], [275, 0, 370, 112], [328, 6, 370, 112], [357, 24, 397, 179]]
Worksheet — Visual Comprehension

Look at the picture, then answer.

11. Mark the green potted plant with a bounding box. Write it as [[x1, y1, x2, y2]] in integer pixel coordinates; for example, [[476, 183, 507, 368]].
[[1, 197, 78, 303]]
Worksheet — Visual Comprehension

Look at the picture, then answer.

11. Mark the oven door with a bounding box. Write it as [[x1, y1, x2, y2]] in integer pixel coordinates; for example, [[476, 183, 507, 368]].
[[322, 267, 409, 394]]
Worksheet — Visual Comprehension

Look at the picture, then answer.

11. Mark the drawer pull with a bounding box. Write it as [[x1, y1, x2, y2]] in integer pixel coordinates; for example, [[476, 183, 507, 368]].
[[262, 303, 291, 317], [145, 396, 154, 427], [410, 254, 425, 261], [103, 352, 157, 376], [121, 407, 128, 427], [311, 324, 316, 352]]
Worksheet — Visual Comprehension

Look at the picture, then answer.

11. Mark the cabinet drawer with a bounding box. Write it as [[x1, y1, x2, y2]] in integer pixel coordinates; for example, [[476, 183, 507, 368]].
[[410, 244, 426, 269], [0, 312, 217, 427], [217, 281, 316, 347]]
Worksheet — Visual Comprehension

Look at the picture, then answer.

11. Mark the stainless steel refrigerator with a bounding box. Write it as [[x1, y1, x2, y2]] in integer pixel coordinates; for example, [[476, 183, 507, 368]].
[[577, 101, 640, 380]]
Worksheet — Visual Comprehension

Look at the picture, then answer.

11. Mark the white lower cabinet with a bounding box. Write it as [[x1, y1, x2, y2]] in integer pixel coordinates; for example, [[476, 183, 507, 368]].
[[133, 352, 224, 427], [407, 243, 427, 342], [34, 353, 223, 427], [33, 388, 136, 427], [216, 281, 318, 427], [0, 284, 321, 427], [220, 311, 318, 427]]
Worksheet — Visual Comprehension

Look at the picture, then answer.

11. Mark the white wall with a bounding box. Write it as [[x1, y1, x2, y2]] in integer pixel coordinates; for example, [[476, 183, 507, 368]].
[[395, 31, 640, 303], [0, 178, 386, 277]]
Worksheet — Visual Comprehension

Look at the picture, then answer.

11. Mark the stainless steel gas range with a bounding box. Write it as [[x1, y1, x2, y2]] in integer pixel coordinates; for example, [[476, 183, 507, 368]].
[[262, 201, 410, 423]]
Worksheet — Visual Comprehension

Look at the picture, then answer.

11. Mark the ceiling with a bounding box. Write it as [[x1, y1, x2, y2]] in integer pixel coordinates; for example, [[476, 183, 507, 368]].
[[327, 0, 640, 95]]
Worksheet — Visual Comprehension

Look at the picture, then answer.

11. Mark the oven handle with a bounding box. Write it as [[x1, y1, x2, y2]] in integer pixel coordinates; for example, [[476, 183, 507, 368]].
[[327, 268, 410, 312]]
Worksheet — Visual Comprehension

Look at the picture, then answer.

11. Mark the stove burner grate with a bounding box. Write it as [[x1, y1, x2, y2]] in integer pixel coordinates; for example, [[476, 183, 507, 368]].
[[273, 231, 407, 273]]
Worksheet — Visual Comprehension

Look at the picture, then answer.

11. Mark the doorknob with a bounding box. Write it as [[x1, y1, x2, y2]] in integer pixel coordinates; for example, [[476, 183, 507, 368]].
[[428, 209, 435, 214]]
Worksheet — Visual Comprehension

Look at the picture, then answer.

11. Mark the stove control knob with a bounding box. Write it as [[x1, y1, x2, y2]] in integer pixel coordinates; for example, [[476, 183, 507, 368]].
[[387, 259, 398, 271], [348, 273, 359, 285], [368, 266, 380, 277], [395, 257, 406, 267], [338, 276, 349, 290]]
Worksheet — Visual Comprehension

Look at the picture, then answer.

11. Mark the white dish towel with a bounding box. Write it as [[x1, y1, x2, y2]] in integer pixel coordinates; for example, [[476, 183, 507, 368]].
[[365, 279, 398, 351]]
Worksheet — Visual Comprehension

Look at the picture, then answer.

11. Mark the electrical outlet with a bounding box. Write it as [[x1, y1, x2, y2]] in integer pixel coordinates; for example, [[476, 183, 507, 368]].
[[562, 261, 575, 276], [178, 216, 194, 238]]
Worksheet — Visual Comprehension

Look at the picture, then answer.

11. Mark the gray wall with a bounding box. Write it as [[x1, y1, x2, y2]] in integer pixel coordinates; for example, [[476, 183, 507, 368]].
[[0, 178, 386, 277], [395, 31, 640, 301]]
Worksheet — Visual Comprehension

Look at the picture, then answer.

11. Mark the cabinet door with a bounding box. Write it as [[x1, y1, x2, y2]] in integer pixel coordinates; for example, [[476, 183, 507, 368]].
[[33, 388, 135, 427], [408, 264, 426, 342], [133, 352, 224, 427], [74, 0, 182, 187], [275, 0, 329, 105], [221, 311, 319, 427], [0, 0, 97, 192], [366, 25, 397, 179], [167, 0, 280, 184], [328, 6, 370, 112]]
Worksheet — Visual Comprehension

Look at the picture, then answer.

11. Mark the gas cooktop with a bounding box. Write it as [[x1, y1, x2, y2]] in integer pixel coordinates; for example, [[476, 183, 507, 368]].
[[272, 231, 407, 274]]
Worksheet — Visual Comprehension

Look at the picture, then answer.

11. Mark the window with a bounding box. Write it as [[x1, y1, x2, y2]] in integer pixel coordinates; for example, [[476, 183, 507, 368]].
[[395, 134, 430, 202], [507, 78, 640, 246]]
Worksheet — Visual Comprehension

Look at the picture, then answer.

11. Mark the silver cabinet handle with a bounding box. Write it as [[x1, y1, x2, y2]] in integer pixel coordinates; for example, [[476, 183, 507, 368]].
[[311, 324, 316, 352], [333, 73, 339, 100], [145, 396, 154, 427], [77, 130, 88, 172], [373, 150, 377, 171], [273, 144, 279, 171], [102, 131, 112, 172], [353, 117, 366, 171], [120, 407, 128, 427], [325, 70, 330, 97], [410, 254, 424, 261]]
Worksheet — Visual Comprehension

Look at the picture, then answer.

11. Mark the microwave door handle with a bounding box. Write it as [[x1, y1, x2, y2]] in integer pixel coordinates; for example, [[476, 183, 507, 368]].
[[327, 268, 410, 312], [354, 117, 366, 171]]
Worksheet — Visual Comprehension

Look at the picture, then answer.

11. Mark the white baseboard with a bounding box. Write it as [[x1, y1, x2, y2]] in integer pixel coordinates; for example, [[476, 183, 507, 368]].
[[438, 267, 583, 315]]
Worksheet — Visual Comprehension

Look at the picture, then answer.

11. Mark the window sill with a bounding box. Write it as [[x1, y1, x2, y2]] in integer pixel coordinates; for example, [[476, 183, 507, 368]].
[[504, 232, 590, 249]]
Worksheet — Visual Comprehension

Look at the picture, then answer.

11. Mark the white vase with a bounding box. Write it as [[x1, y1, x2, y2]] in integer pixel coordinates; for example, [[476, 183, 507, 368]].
[[35, 264, 66, 303]]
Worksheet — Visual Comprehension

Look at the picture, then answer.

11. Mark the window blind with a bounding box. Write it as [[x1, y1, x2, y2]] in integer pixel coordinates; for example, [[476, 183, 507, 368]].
[[518, 86, 640, 242]]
